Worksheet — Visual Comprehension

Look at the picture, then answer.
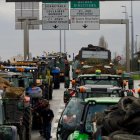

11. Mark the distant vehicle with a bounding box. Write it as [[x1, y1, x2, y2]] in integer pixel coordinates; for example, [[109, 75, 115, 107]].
[[47, 52, 70, 83], [72, 44, 112, 79], [63, 73, 128, 104], [57, 97, 120, 140], [76, 73, 123, 87], [0, 70, 31, 88], [76, 84, 124, 98], [1, 61, 54, 99]]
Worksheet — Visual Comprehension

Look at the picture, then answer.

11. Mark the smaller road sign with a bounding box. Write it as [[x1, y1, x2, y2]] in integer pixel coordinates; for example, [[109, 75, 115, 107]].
[[70, 8, 100, 30], [42, 3, 69, 30], [116, 55, 121, 61]]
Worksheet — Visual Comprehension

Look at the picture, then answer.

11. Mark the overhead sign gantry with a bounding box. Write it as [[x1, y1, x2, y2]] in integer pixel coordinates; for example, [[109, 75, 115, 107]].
[[5, 0, 131, 72]]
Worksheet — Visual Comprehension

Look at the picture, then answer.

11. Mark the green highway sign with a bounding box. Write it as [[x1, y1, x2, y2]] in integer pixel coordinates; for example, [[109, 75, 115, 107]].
[[71, 0, 99, 8]]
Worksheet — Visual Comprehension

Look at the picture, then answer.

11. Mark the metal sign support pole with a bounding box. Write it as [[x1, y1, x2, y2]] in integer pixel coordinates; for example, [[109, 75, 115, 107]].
[[64, 30, 66, 53], [60, 30, 62, 53], [24, 20, 29, 60]]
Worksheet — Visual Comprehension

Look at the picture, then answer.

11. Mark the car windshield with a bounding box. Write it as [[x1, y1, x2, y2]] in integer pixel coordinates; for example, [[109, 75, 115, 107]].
[[60, 98, 84, 128], [85, 103, 115, 133]]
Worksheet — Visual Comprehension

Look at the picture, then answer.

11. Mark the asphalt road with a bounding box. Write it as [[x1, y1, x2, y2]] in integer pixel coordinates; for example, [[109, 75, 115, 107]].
[[31, 83, 65, 140]]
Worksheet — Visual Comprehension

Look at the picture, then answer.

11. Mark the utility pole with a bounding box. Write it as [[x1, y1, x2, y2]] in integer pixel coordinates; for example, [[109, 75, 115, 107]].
[[23, 20, 29, 60]]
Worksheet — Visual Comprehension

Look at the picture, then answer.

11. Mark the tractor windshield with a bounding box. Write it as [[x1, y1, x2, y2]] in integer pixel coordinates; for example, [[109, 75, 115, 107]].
[[84, 79, 120, 87], [60, 98, 84, 129], [85, 103, 115, 133]]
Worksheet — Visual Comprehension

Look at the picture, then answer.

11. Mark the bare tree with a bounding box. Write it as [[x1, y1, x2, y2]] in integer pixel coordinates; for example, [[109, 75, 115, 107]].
[[98, 36, 108, 49]]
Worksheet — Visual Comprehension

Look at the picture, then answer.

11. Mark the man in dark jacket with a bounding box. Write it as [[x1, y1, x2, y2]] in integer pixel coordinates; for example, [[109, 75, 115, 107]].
[[41, 103, 54, 140]]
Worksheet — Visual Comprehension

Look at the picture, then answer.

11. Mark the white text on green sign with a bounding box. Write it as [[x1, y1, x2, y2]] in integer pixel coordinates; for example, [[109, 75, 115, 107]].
[[71, 0, 99, 8]]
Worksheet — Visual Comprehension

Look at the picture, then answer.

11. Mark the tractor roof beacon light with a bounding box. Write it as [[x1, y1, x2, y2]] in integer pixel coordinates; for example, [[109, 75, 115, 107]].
[[71, 80, 76, 85], [81, 61, 84, 65], [95, 69, 101, 75], [79, 86, 86, 93], [75, 69, 80, 74]]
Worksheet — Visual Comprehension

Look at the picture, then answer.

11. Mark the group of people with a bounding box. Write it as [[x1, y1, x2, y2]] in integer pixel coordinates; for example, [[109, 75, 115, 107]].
[[32, 98, 54, 140]]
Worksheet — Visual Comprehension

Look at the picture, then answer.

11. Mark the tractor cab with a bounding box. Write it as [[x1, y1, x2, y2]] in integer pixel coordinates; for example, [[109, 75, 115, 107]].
[[1, 66, 37, 88], [0, 71, 30, 88], [77, 73, 123, 87], [57, 97, 120, 140], [63, 73, 123, 104], [76, 85, 124, 99]]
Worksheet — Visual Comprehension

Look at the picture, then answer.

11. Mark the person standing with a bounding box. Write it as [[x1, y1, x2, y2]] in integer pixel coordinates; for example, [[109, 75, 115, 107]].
[[41, 103, 54, 140], [32, 99, 49, 135]]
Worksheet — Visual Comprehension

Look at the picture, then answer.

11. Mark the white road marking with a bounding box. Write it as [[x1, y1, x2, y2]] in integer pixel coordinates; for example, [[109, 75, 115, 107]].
[[51, 103, 65, 140]]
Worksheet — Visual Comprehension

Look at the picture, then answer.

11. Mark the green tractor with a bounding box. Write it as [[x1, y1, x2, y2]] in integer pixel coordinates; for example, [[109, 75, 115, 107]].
[[68, 96, 140, 140], [46, 52, 70, 85], [57, 97, 120, 140], [63, 73, 127, 104]]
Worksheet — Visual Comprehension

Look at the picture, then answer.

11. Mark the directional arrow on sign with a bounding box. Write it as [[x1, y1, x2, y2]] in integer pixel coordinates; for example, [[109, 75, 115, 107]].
[[53, 25, 58, 29], [83, 24, 88, 28]]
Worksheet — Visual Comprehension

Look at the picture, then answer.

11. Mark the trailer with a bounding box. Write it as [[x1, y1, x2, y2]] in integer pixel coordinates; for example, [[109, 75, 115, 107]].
[[0, 90, 32, 140]]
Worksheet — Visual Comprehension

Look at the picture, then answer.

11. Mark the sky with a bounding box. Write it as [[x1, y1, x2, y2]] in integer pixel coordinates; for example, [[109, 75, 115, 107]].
[[0, 0, 140, 61]]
